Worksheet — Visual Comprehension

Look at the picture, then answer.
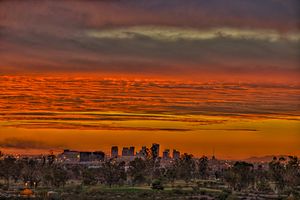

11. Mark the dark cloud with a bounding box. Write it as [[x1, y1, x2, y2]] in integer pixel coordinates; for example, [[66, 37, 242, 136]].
[[0, 0, 299, 79], [1, 32, 299, 76], [197, 128, 258, 132], [2, 122, 192, 131], [1, 0, 298, 31], [0, 137, 62, 149]]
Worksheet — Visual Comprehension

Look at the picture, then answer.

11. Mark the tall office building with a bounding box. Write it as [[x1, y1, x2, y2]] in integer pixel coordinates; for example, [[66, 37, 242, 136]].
[[172, 149, 180, 160], [129, 146, 135, 156], [136, 146, 147, 158], [141, 146, 147, 157], [162, 149, 170, 159], [122, 147, 129, 156], [111, 146, 118, 158], [151, 143, 160, 159]]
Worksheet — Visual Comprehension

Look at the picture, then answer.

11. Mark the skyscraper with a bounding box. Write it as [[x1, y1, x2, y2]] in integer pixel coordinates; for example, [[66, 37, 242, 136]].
[[151, 143, 160, 159], [111, 146, 118, 158], [162, 149, 170, 159], [129, 146, 135, 156], [172, 149, 180, 160], [122, 147, 129, 156]]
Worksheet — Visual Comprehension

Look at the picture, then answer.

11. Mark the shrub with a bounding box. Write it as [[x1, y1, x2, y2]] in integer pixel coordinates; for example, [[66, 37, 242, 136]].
[[151, 179, 164, 190], [200, 189, 207, 195], [216, 191, 230, 200], [172, 187, 184, 194]]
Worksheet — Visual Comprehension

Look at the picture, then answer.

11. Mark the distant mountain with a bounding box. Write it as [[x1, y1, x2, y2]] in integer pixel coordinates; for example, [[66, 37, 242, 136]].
[[244, 155, 290, 163]]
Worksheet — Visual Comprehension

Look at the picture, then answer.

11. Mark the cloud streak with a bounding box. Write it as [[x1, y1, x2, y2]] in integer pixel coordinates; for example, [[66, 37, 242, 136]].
[[86, 26, 300, 42]]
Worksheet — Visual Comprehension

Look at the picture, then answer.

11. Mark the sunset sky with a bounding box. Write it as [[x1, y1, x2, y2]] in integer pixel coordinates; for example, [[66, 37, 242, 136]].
[[0, 0, 299, 159]]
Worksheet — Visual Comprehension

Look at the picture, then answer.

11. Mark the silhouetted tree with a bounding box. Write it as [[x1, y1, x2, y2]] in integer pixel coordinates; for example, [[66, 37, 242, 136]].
[[101, 160, 126, 187], [178, 153, 196, 184], [52, 166, 69, 187], [285, 156, 300, 190], [42, 167, 54, 187], [11, 160, 24, 183], [198, 156, 209, 179], [224, 169, 238, 191], [254, 165, 271, 192], [234, 161, 254, 190], [128, 158, 147, 185], [82, 168, 98, 185], [165, 161, 179, 187], [224, 161, 254, 191], [0, 156, 17, 189], [151, 179, 164, 190], [21, 158, 42, 188], [269, 157, 286, 192]]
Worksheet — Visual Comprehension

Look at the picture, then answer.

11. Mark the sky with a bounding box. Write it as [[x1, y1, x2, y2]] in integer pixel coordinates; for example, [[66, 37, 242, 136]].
[[0, 0, 299, 159]]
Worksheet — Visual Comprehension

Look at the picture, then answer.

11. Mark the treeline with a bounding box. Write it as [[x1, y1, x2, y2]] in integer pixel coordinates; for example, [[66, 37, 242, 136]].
[[0, 152, 299, 196]]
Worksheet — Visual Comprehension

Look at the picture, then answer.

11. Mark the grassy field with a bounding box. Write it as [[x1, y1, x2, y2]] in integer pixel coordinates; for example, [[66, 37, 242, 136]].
[[2, 180, 293, 200], [32, 181, 227, 200]]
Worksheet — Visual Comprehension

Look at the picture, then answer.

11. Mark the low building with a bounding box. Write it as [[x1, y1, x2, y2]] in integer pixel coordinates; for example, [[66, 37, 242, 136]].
[[93, 151, 105, 161], [58, 149, 80, 163], [79, 152, 92, 162], [79, 151, 105, 162]]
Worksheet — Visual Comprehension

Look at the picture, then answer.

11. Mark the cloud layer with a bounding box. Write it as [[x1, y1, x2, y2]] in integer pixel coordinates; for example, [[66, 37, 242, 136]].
[[0, 0, 299, 81], [0, 76, 299, 130]]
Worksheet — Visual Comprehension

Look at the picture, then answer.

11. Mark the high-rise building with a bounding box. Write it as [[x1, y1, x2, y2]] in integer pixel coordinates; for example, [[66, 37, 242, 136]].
[[136, 146, 147, 158], [172, 149, 180, 160], [122, 147, 129, 156], [162, 149, 170, 159], [122, 146, 135, 156], [151, 143, 160, 159], [111, 146, 118, 158], [141, 146, 147, 157], [129, 146, 135, 156]]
